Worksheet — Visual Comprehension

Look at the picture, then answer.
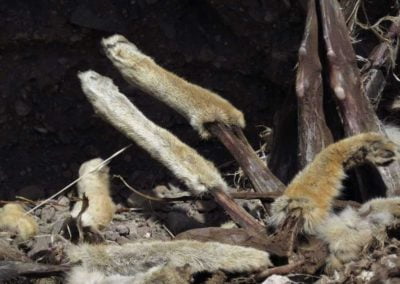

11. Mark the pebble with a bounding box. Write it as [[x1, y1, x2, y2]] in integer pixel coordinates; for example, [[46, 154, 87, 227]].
[[104, 230, 119, 241], [115, 224, 130, 236], [41, 206, 56, 223]]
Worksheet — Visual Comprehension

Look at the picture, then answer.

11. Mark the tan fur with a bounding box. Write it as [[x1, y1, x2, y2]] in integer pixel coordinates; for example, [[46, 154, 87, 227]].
[[136, 265, 192, 284], [359, 196, 400, 218], [318, 197, 400, 273], [70, 158, 116, 230], [101, 34, 245, 139], [67, 240, 272, 277], [67, 265, 191, 284], [317, 207, 373, 274], [0, 203, 38, 240], [270, 133, 400, 234], [78, 71, 227, 194]]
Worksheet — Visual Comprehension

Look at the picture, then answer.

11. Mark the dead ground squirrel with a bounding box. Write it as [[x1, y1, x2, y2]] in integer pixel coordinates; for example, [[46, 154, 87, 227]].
[[70, 158, 116, 230], [268, 131, 400, 273], [270, 132, 400, 234], [66, 239, 272, 282], [78, 71, 228, 195], [101, 34, 245, 139], [0, 203, 38, 240], [67, 264, 192, 284]]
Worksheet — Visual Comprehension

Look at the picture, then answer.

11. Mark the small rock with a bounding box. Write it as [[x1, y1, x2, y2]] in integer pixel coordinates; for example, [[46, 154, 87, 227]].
[[262, 275, 294, 284], [27, 236, 51, 259], [115, 225, 130, 236], [41, 207, 56, 223], [34, 209, 42, 217], [116, 236, 130, 245], [57, 196, 70, 209], [104, 230, 119, 241]]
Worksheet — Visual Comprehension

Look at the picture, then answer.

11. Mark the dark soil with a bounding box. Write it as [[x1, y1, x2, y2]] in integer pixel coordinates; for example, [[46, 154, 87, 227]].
[[0, 0, 304, 200], [1, 0, 399, 201]]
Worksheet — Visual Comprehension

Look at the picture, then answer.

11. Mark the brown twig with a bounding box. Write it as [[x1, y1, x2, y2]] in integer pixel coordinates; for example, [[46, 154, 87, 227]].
[[212, 187, 265, 235], [296, 0, 333, 168], [207, 123, 284, 193], [115, 180, 361, 209], [319, 0, 400, 198], [0, 261, 70, 280], [256, 261, 305, 280], [362, 12, 400, 108]]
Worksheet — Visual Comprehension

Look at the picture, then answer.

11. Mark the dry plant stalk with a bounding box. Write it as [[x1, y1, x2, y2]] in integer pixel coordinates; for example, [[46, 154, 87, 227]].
[[207, 123, 284, 193], [319, 0, 400, 197], [78, 70, 264, 234], [296, 0, 333, 168], [102, 34, 284, 193], [0, 261, 70, 280], [363, 13, 400, 108]]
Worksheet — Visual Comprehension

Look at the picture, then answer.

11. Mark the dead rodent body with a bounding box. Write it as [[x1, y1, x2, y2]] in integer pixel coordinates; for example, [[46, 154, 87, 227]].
[[270, 132, 400, 234], [270, 132, 400, 273], [101, 34, 245, 139], [66, 240, 272, 284], [78, 71, 228, 195], [0, 203, 38, 240], [70, 158, 116, 230]]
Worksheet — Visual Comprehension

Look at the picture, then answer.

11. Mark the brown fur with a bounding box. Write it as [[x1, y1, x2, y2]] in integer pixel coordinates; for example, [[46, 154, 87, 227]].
[[270, 133, 400, 234], [0, 203, 38, 240], [102, 34, 245, 138]]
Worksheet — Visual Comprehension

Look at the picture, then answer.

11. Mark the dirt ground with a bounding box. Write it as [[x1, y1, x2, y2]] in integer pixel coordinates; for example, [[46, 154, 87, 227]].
[[0, 0, 307, 201]]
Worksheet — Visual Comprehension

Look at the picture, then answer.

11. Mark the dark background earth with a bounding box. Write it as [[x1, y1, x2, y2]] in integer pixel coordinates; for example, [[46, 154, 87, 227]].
[[1, 0, 398, 200]]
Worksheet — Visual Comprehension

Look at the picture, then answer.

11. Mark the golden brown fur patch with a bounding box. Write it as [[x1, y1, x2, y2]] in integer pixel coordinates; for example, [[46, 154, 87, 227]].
[[102, 34, 245, 138], [270, 133, 400, 234]]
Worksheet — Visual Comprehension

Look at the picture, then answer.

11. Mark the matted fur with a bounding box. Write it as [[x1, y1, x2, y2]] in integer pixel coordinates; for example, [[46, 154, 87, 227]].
[[70, 158, 116, 230], [318, 197, 400, 273], [0, 203, 38, 240], [317, 207, 373, 273], [67, 240, 272, 277], [270, 133, 400, 234], [359, 196, 400, 218], [101, 34, 245, 139], [78, 70, 227, 194], [67, 265, 191, 284]]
